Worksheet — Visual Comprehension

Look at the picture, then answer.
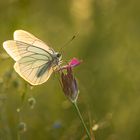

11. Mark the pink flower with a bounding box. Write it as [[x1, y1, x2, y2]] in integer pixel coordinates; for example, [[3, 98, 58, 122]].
[[68, 58, 81, 67], [60, 58, 82, 70], [60, 58, 81, 102]]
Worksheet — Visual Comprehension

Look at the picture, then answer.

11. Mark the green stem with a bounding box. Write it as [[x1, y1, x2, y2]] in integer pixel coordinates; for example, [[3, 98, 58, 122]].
[[73, 101, 91, 140]]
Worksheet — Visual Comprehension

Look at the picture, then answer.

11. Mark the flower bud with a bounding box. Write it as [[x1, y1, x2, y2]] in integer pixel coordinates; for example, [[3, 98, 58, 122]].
[[61, 66, 79, 102]]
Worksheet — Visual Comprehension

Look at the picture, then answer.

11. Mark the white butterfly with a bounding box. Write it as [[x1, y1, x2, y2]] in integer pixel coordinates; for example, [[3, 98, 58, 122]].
[[3, 30, 62, 85]]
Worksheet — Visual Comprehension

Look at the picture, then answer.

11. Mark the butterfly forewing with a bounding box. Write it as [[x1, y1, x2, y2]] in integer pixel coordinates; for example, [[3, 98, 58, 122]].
[[14, 30, 53, 54], [3, 40, 21, 61]]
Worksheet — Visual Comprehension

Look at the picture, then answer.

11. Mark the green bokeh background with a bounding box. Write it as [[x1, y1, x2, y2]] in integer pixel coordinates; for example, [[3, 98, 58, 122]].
[[0, 0, 140, 140]]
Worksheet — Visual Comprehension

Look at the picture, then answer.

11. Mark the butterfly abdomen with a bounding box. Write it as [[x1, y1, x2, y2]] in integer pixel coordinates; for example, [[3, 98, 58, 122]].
[[36, 62, 52, 77]]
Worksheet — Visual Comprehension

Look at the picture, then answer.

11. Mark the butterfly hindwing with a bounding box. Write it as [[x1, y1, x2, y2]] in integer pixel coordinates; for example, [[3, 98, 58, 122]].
[[14, 61, 54, 85]]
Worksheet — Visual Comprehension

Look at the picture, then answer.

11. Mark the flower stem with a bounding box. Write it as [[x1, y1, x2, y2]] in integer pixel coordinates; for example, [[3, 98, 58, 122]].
[[73, 101, 91, 140]]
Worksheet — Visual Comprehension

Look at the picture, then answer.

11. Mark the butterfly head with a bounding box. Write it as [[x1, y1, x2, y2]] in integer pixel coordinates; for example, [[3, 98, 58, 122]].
[[56, 52, 62, 59], [53, 52, 62, 65]]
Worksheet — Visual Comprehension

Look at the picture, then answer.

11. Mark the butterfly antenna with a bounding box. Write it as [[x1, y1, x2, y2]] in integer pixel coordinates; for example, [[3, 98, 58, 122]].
[[59, 32, 79, 53]]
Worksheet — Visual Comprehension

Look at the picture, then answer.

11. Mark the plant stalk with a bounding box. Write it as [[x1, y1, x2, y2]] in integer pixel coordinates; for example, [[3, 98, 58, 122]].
[[73, 101, 91, 140]]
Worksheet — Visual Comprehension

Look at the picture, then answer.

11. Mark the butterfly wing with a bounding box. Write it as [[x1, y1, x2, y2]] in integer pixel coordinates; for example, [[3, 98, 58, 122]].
[[14, 60, 54, 86], [3, 30, 58, 85], [3, 41, 56, 85], [3, 30, 53, 61], [14, 30, 52, 52], [3, 40, 21, 61]]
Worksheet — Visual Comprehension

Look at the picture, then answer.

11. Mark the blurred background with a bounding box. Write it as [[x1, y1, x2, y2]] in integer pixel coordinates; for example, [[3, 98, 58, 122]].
[[0, 0, 140, 140]]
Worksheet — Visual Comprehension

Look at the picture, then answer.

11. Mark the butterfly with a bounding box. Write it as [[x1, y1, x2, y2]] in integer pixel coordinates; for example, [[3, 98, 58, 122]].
[[3, 30, 62, 85]]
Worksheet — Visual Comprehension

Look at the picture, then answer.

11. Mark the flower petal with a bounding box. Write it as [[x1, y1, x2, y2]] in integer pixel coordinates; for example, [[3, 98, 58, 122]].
[[69, 58, 81, 67]]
